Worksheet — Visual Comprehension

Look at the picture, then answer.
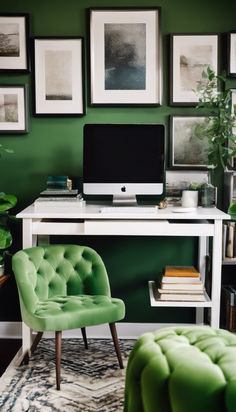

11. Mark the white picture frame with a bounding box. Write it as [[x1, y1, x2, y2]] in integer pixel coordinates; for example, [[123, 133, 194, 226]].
[[170, 33, 219, 106], [0, 84, 28, 134], [33, 37, 85, 116], [231, 89, 236, 116], [89, 8, 162, 106], [228, 32, 236, 77]]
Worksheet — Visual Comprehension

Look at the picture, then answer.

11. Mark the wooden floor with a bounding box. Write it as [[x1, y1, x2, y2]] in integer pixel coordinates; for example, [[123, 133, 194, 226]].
[[0, 339, 21, 376]]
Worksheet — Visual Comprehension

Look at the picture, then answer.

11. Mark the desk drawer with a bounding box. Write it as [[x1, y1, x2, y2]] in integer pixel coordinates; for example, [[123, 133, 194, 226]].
[[84, 219, 169, 236], [32, 221, 85, 235]]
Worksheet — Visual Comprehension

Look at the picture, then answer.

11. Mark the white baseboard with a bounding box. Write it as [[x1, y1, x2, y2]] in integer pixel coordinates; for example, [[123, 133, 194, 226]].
[[0, 321, 192, 339]]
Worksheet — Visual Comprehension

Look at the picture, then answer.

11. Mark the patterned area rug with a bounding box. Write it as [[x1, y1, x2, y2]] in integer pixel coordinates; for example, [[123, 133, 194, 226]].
[[0, 338, 135, 411]]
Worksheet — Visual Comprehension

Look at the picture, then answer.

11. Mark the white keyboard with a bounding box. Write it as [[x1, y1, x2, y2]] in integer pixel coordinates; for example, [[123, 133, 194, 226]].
[[100, 206, 158, 214]]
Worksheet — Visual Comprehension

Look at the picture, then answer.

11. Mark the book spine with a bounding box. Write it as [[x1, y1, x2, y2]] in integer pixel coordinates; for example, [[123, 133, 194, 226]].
[[222, 285, 236, 332], [222, 223, 227, 260], [226, 222, 235, 258]]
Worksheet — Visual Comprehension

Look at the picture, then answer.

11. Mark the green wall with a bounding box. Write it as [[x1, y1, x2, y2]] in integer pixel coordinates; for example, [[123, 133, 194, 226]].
[[1, 0, 236, 323]]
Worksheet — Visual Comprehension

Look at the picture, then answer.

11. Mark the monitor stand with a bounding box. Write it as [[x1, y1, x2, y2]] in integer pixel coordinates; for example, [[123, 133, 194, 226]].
[[113, 194, 137, 205]]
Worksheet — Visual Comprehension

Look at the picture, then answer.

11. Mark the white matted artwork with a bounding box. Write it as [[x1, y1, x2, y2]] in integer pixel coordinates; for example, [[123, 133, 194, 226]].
[[0, 84, 28, 134], [33, 37, 85, 116], [231, 89, 236, 116], [89, 8, 162, 106], [170, 34, 219, 106], [166, 170, 210, 199], [0, 14, 29, 72], [228, 32, 236, 77], [170, 115, 210, 169]]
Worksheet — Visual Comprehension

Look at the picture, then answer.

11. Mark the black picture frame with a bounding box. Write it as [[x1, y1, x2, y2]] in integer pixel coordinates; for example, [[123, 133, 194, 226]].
[[169, 115, 210, 169], [169, 33, 219, 106], [227, 31, 236, 77], [32, 37, 86, 117], [88, 7, 162, 106], [0, 84, 28, 134], [0, 13, 30, 73]]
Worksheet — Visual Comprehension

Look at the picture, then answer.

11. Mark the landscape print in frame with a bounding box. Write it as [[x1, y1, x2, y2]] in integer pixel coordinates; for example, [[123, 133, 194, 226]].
[[89, 8, 162, 106], [0, 85, 28, 134], [170, 33, 219, 106], [231, 89, 236, 117], [0, 14, 29, 73], [170, 115, 210, 169], [166, 170, 209, 204], [228, 31, 236, 77], [33, 37, 85, 116]]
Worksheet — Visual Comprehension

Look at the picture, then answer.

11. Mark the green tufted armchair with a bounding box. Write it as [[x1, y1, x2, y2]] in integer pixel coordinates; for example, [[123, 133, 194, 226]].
[[12, 244, 125, 390]]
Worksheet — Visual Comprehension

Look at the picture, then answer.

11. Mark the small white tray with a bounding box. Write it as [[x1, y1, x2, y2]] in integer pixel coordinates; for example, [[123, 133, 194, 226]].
[[172, 207, 197, 213]]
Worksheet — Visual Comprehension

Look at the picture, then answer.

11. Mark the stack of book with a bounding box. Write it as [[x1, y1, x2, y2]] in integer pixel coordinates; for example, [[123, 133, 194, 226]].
[[157, 266, 205, 302], [34, 175, 83, 210]]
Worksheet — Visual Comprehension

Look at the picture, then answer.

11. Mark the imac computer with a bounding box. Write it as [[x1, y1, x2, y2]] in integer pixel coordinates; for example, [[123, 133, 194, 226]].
[[83, 124, 165, 205]]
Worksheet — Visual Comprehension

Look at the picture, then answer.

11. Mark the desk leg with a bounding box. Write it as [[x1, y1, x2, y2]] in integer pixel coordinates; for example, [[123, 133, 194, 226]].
[[211, 220, 222, 328], [196, 236, 207, 324], [22, 218, 37, 356], [23, 219, 37, 249]]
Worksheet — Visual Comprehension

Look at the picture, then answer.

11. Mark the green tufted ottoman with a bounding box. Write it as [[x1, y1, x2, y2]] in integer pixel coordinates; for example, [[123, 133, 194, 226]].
[[124, 326, 236, 412]]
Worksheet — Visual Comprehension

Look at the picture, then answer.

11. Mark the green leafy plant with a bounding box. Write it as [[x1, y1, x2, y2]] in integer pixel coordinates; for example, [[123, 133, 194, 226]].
[[188, 182, 201, 191], [194, 66, 236, 170], [228, 202, 236, 220], [0, 192, 17, 265], [0, 145, 16, 267]]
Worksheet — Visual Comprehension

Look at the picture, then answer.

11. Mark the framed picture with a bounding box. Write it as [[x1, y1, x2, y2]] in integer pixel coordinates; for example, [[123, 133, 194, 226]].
[[89, 8, 162, 106], [170, 34, 219, 106], [170, 115, 210, 169], [227, 31, 236, 77], [0, 14, 30, 73], [231, 89, 236, 116], [0, 85, 28, 134], [230, 88, 236, 169], [33, 37, 85, 116], [166, 169, 210, 205]]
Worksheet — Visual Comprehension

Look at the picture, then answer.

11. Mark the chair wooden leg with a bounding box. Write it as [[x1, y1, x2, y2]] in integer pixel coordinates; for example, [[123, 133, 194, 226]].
[[31, 331, 43, 355], [109, 322, 124, 369], [81, 327, 88, 349], [55, 331, 62, 390]]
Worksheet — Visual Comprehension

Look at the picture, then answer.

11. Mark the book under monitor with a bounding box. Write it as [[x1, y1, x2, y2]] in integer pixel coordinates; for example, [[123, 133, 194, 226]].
[[162, 276, 201, 283], [164, 266, 200, 277], [159, 283, 204, 291], [158, 288, 204, 294], [157, 293, 205, 301]]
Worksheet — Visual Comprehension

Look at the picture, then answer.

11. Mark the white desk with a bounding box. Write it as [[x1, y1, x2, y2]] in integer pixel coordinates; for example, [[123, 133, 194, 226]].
[[17, 202, 229, 356]]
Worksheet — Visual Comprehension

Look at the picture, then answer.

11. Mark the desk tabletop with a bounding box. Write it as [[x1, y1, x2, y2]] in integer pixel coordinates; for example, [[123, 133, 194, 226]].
[[17, 202, 230, 221]]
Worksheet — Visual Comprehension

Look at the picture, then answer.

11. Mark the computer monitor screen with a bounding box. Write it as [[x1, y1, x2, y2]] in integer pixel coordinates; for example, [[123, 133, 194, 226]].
[[83, 124, 165, 203]]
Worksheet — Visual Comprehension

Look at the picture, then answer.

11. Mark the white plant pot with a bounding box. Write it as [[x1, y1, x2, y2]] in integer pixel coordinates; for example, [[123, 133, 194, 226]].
[[181, 190, 198, 208]]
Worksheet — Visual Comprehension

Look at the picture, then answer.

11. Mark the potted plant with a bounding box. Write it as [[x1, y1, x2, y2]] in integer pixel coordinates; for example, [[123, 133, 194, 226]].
[[0, 193, 17, 276], [0, 143, 16, 276], [194, 67, 236, 173], [181, 182, 200, 208]]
